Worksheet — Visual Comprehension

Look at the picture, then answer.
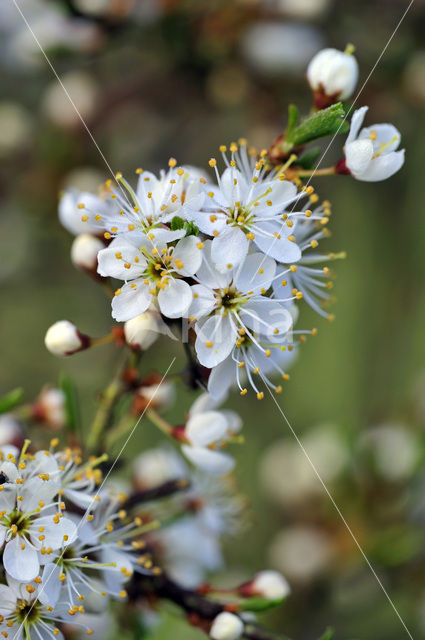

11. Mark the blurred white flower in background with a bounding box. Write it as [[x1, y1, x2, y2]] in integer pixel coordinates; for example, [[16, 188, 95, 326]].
[[42, 71, 99, 129], [241, 22, 324, 76], [269, 525, 334, 583], [359, 423, 419, 481]]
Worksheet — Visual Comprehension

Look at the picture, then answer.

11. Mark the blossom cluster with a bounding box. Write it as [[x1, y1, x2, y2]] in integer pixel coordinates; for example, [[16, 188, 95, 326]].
[[0, 441, 156, 639]]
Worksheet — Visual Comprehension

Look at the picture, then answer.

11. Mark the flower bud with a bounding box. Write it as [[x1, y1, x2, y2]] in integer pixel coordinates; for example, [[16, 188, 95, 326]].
[[307, 46, 358, 107], [32, 387, 66, 430], [0, 414, 25, 450], [210, 612, 244, 640], [124, 312, 161, 351], [44, 320, 89, 356], [132, 448, 187, 491], [71, 233, 104, 273], [136, 379, 175, 412], [239, 570, 290, 601]]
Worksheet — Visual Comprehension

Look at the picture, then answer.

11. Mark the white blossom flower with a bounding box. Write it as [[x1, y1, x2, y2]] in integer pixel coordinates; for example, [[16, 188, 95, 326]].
[[180, 393, 242, 475], [44, 320, 88, 357], [132, 447, 187, 491], [343, 106, 405, 181], [184, 142, 305, 272], [210, 612, 244, 640], [188, 241, 293, 369], [0, 449, 77, 582], [307, 47, 358, 103], [98, 234, 203, 321], [33, 387, 66, 430], [76, 163, 204, 244], [0, 414, 24, 450], [0, 573, 71, 640]]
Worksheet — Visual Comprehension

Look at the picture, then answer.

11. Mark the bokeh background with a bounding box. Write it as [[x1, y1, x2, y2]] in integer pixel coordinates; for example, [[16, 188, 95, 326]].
[[1, 1, 425, 639]]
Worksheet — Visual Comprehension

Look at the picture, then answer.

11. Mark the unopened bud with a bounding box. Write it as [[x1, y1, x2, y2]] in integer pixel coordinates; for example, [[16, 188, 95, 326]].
[[0, 415, 25, 450], [32, 387, 66, 431], [307, 47, 358, 107], [71, 233, 104, 273], [210, 612, 243, 640], [124, 312, 161, 351], [45, 320, 89, 356], [240, 570, 290, 601], [136, 380, 175, 412]]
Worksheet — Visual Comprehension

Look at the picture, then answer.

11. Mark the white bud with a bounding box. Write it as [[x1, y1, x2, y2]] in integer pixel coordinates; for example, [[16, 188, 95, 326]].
[[71, 233, 104, 271], [138, 381, 175, 411], [251, 571, 291, 600], [307, 47, 358, 102], [44, 320, 86, 356], [124, 312, 161, 351], [34, 387, 66, 430], [210, 612, 244, 640], [0, 415, 24, 450]]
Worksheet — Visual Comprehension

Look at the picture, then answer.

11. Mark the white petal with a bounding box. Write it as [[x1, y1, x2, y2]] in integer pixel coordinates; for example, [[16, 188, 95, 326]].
[[157, 279, 192, 318], [187, 285, 216, 321], [240, 299, 293, 338], [345, 139, 374, 177], [39, 563, 61, 607], [172, 235, 203, 276], [146, 228, 186, 244], [359, 123, 401, 153], [3, 536, 39, 581], [97, 243, 146, 279], [346, 106, 368, 144], [32, 515, 77, 550], [186, 411, 229, 446], [221, 410, 243, 434], [21, 477, 60, 512], [189, 392, 221, 416], [181, 446, 235, 475], [220, 167, 249, 203], [252, 222, 301, 263], [195, 314, 236, 368], [195, 240, 232, 289], [111, 280, 153, 322], [234, 253, 276, 294], [358, 149, 405, 182], [207, 356, 236, 400], [0, 585, 16, 616], [211, 226, 249, 273]]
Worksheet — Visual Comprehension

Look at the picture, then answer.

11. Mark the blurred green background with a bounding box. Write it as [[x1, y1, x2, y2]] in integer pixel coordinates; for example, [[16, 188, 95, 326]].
[[1, 1, 425, 639]]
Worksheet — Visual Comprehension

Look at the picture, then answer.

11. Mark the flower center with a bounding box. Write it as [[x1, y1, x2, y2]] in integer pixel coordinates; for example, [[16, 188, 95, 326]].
[[3, 510, 31, 537], [217, 287, 249, 312], [14, 600, 42, 624], [228, 205, 253, 233]]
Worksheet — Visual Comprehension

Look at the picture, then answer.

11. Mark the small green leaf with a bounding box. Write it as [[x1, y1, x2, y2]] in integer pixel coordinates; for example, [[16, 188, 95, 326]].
[[0, 388, 24, 414], [170, 217, 199, 237], [286, 103, 349, 148], [285, 104, 299, 137], [170, 216, 185, 230], [296, 147, 321, 169], [183, 221, 199, 237], [317, 628, 334, 640], [59, 374, 80, 433], [238, 596, 284, 612]]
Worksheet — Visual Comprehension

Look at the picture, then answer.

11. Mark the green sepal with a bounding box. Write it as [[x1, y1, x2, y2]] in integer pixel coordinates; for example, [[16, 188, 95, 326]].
[[238, 596, 284, 612], [317, 628, 334, 640], [170, 216, 185, 230], [0, 388, 24, 414], [285, 104, 299, 138], [59, 374, 80, 433]]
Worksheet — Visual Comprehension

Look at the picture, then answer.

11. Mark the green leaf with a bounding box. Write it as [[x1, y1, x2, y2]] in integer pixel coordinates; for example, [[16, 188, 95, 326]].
[[285, 103, 299, 137], [296, 147, 321, 169], [238, 596, 284, 612], [317, 628, 334, 640], [59, 374, 80, 433], [0, 388, 24, 414], [286, 103, 349, 148], [170, 217, 199, 237], [170, 216, 185, 230]]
